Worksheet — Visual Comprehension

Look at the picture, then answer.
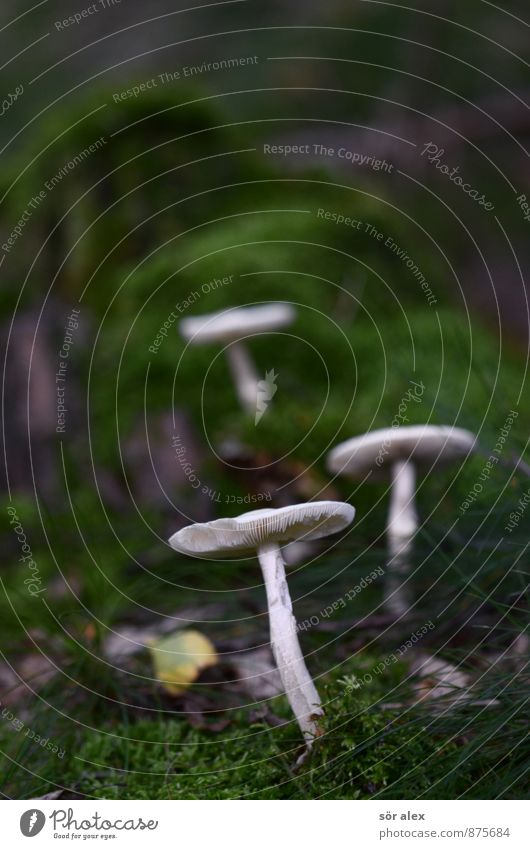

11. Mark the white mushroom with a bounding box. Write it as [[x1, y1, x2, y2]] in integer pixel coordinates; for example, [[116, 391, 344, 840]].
[[169, 500, 355, 749], [327, 425, 476, 618], [180, 304, 295, 415]]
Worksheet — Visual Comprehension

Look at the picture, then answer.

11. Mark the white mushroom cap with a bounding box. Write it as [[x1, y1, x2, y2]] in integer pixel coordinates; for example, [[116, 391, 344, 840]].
[[327, 425, 476, 480], [180, 304, 296, 345], [169, 501, 355, 557]]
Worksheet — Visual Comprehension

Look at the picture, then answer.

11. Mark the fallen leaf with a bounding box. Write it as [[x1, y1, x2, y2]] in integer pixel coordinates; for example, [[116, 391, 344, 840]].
[[33, 790, 63, 800], [149, 629, 218, 696], [411, 652, 469, 708], [231, 647, 283, 699], [102, 604, 227, 662], [104, 626, 158, 661]]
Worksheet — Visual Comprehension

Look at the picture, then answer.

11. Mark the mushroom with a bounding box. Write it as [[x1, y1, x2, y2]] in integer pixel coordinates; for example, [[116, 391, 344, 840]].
[[327, 425, 476, 617], [169, 500, 355, 749], [180, 304, 295, 415]]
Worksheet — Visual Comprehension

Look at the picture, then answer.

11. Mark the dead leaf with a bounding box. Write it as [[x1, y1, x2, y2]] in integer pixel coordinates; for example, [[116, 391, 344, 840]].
[[102, 604, 227, 662], [411, 652, 469, 709], [231, 647, 283, 699], [33, 790, 63, 800]]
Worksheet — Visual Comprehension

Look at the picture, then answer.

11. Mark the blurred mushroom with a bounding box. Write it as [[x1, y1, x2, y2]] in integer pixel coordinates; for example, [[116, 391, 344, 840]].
[[327, 425, 476, 617], [180, 304, 295, 414], [169, 500, 355, 751]]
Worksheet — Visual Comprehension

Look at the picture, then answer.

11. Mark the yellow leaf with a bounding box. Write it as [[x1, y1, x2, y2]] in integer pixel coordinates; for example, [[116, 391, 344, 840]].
[[149, 629, 218, 696]]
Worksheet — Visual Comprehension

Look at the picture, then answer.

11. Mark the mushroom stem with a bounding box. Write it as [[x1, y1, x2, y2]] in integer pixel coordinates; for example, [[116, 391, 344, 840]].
[[385, 459, 418, 617], [225, 341, 259, 415], [257, 542, 323, 747]]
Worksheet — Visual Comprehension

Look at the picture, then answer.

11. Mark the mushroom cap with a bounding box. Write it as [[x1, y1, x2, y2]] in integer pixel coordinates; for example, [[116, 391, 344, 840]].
[[169, 500, 355, 557], [327, 425, 476, 480], [180, 304, 296, 345]]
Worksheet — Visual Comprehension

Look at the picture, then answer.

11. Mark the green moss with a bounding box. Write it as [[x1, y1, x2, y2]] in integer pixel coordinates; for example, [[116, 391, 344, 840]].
[[1, 82, 528, 802], [55, 664, 450, 800]]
